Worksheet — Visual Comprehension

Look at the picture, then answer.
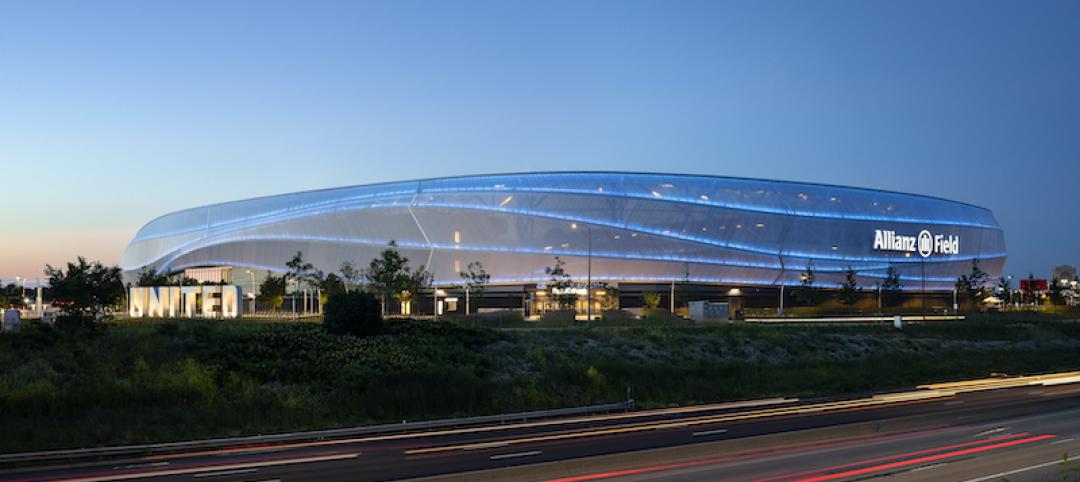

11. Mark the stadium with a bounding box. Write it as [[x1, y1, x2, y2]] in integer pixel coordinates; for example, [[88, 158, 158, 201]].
[[121, 172, 1006, 316]]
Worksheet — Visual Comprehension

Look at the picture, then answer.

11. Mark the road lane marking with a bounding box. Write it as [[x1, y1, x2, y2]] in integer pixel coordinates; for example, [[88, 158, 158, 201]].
[[961, 457, 1072, 482], [113, 462, 169, 469], [910, 462, 949, 472], [974, 427, 1004, 437], [193, 468, 257, 477], [53, 452, 361, 482], [1052, 437, 1075, 444], [691, 429, 728, 437], [944, 400, 964, 406], [490, 450, 542, 460]]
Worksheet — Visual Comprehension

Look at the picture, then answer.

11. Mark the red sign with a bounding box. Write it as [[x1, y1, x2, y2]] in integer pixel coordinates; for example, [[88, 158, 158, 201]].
[[1020, 279, 1048, 293]]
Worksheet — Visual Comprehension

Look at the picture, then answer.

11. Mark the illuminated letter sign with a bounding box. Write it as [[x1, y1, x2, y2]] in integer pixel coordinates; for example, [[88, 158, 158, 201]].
[[872, 229, 959, 258], [129, 285, 242, 319]]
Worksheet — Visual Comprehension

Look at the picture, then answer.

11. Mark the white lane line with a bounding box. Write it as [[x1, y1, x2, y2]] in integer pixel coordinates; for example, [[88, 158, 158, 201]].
[[961, 458, 1071, 482], [911, 462, 949, 472], [490, 450, 542, 460], [692, 429, 728, 437], [113, 462, 169, 469], [193, 468, 257, 477], [1052, 437, 1076, 445], [656, 423, 689, 430], [974, 427, 1005, 437]]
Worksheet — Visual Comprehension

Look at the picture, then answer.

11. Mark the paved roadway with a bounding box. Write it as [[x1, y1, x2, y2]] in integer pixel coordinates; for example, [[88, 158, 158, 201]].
[[5, 372, 1080, 482]]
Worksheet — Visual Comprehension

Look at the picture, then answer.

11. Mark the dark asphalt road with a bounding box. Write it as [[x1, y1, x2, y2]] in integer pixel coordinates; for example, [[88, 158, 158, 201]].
[[5, 372, 1080, 482]]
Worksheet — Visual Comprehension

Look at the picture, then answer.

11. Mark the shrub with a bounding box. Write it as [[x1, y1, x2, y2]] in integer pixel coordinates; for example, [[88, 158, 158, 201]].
[[323, 291, 382, 337]]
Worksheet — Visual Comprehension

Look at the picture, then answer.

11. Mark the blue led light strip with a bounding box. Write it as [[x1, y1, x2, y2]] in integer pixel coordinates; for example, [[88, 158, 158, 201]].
[[132, 175, 1000, 244], [417, 184, 1000, 229]]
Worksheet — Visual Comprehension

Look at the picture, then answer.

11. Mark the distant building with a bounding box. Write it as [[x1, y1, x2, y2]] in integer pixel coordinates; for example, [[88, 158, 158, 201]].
[[1053, 265, 1077, 282]]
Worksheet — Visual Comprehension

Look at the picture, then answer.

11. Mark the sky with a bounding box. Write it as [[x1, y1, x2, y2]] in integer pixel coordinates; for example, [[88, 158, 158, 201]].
[[1, 0, 1078, 284]]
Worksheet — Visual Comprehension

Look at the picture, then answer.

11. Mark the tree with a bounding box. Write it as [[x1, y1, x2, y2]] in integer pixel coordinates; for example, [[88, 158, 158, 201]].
[[642, 291, 661, 309], [955, 259, 990, 309], [365, 241, 430, 316], [459, 261, 490, 314], [136, 268, 198, 286], [1049, 278, 1066, 305], [997, 276, 1012, 305], [338, 260, 361, 293], [320, 273, 346, 306], [839, 267, 862, 309], [545, 256, 575, 310], [44, 257, 124, 327], [675, 261, 691, 311], [257, 274, 286, 311], [882, 265, 903, 308], [285, 251, 318, 290], [323, 291, 382, 337], [792, 261, 823, 306], [598, 283, 619, 311], [394, 266, 432, 315], [136, 268, 170, 286]]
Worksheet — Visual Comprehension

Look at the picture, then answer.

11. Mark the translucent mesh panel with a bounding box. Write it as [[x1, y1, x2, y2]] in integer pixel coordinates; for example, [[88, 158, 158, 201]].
[[124, 172, 1005, 290]]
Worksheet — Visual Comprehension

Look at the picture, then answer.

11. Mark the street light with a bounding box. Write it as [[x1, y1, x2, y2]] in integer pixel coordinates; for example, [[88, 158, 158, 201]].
[[246, 270, 256, 313], [571, 222, 592, 324]]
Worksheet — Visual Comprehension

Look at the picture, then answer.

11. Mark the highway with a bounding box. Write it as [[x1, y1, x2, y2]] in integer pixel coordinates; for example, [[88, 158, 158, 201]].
[[5, 372, 1080, 482]]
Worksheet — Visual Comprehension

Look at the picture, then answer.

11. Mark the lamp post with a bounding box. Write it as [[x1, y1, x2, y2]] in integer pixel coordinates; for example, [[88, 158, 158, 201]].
[[246, 270, 256, 314], [571, 222, 592, 324]]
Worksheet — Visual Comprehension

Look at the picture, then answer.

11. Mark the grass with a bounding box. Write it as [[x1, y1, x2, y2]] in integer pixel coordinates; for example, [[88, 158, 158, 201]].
[[2, 316, 1080, 452]]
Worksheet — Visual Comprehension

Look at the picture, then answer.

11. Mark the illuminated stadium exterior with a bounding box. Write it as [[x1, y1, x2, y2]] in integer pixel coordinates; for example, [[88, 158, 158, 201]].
[[122, 172, 1006, 315]]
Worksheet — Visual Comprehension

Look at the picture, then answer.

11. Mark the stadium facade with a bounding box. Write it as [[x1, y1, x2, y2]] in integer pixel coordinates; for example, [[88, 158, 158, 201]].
[[122, 172, 1006, 315]]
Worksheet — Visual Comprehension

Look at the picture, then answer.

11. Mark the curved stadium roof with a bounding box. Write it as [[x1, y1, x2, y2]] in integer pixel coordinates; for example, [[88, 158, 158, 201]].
[[122, 172, 1006, 290]]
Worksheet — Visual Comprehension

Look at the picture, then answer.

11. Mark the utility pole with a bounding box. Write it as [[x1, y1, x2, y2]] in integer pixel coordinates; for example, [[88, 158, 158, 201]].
[[779, 285, 785, 316], [670, 279, 675, 313]]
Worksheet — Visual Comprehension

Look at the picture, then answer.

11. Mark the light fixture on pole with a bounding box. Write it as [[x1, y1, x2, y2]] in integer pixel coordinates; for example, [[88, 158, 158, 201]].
[[571, 222, 592, 324], [246, 269, 256, 314]]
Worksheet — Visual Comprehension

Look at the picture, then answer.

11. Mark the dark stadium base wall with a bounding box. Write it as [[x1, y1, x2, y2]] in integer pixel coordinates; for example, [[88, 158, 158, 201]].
[[375, 282, 974, 318]]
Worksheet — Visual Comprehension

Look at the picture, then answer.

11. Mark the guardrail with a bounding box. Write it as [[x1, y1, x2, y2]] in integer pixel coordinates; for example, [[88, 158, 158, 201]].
[[0, 400, 633, 465], [745, 314, 966, 324]]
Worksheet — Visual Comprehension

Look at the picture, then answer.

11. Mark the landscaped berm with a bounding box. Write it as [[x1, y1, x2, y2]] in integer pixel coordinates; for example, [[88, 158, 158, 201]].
[[4, 314, 1080, 453]]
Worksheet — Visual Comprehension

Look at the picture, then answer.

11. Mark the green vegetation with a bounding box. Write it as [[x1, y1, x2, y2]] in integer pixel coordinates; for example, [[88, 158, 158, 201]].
[[364, 241, 431, 316], [458, 261, 490, 315], [323, 291, 382, 336], [3, 316, 1080, 453], [44, 257, 124, 327]]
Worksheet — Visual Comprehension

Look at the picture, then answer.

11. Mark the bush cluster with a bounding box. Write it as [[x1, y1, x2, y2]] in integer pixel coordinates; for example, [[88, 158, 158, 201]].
[[322, 291, 382, 337]]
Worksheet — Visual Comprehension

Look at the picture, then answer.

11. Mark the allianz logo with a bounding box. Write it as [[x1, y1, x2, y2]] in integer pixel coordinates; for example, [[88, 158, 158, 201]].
[[873, 229, 960, 258]]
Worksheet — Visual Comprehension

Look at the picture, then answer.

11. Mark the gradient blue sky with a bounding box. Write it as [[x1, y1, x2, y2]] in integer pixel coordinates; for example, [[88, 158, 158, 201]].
[[2, 1, 1078, 283]]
